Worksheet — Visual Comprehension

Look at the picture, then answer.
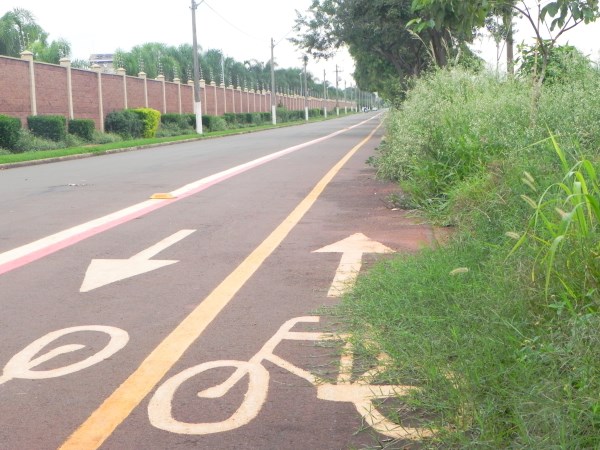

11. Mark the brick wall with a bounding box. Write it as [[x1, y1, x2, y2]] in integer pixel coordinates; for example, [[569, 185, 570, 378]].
[[0, 54, 356, 131], [35, 63, 69, 116], [0, 57, 31, 124], [72, 68, 100, 127], [102, 73, 126, 117]]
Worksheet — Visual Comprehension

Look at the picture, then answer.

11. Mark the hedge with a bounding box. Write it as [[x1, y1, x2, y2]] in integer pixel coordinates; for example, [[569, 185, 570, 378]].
[[68, 119, 95, 141], [201, 115, 227, 132], [27, 115, 66, 141], [0, 114, 21, 151], [161, 113, 192, 130], [105, 110, 143, 138]]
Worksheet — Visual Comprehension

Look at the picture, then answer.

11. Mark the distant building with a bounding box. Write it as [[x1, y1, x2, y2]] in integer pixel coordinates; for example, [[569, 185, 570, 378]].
[[89, 54, 114, 73]]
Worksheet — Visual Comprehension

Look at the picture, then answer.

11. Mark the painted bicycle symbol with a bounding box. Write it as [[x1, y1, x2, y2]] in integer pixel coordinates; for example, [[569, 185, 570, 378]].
[[148, 316, 431, 440]]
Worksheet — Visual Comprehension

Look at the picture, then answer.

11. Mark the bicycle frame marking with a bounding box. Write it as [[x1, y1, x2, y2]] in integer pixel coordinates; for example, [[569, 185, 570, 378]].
[[148, 316, 432, 440]]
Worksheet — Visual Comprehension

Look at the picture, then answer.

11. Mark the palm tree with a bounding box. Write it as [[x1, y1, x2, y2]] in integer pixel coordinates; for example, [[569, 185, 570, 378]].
[[0, 8, 46, 57]]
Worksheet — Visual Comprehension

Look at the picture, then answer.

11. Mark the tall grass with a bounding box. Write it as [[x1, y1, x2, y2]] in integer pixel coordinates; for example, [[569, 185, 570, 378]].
[[341, 65, 600, 447]]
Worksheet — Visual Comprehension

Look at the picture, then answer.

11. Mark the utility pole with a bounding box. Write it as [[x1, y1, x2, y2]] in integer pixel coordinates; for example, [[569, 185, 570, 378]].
[[270, 38, 276, 125], [303, 55, 308, 121], [190, 0, 204, 134], [344, 80, 347, 114], [335, 64, 341, 116], [323, 69, 327, 118]]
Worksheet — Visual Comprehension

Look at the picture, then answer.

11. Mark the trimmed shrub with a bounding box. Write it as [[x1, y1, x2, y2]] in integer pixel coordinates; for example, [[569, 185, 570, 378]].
[[27, 115, 67, 142], [161, 113, 192, 130], [223, 113, 238, 126], [131, 108, 161, 138], [0, 114, 21, 151], [105, 110, 143, 138], [68, 119, 95, 141], [201, 115, 227, 132]]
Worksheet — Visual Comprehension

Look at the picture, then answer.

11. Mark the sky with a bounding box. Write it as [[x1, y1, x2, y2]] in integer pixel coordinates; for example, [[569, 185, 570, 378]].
[[3, 0, 356, 86], [3, 0, 600, 86]]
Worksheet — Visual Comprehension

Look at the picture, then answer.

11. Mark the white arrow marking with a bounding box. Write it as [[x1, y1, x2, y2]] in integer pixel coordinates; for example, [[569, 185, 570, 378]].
[[80, 229, 196, 292], [313, 233, 394, 297]]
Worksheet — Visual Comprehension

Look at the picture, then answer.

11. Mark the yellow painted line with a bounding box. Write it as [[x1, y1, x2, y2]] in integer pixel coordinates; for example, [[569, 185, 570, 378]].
[[59, 123, 382, 450]]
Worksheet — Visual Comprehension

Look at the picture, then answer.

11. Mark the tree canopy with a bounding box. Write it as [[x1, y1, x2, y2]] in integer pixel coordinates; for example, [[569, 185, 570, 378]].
[[292, 0, 600, 100], [0, 8, 70, 63]]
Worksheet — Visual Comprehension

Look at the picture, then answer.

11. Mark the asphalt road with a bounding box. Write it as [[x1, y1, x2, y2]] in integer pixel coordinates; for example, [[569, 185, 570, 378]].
[[0, 113, 437, 449]]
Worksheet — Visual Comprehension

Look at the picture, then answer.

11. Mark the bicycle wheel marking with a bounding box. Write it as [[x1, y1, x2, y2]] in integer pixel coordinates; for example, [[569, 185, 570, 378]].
[[0, 326, 129, 386], [148, 360, 269, 434], [147, 316, 432, 440], [60, 123, 382, 450]]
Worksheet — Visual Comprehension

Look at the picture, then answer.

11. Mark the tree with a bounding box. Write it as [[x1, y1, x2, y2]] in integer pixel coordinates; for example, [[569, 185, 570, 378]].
[[484, 2, 517, 76], [0, 8, 47, 57], [408, 0, 494, 67], [31, 37, 70, 64], [0, 8, 71, 63], [292, 0, 432, 99], [512, 0, 599, 84]]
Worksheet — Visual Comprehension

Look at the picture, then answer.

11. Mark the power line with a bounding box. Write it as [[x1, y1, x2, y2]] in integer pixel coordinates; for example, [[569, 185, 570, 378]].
[[203, 1, 259, 41]]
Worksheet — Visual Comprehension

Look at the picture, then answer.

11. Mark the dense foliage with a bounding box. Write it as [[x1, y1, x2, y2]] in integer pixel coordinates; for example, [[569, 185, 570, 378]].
[[341, 58, 600, 447], [131, 108, 161, 139]]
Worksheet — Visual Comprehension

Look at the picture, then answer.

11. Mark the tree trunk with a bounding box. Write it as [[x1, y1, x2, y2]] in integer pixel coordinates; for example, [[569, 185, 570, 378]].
[[428, 29, 447, 68], [503, 10, 514, 76]]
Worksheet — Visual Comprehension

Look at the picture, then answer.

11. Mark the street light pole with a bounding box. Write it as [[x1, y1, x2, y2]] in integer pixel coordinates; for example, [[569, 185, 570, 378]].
[[270, 37, 276, 125], [335, 64, 341, 116], [190, 0, 203, 134]]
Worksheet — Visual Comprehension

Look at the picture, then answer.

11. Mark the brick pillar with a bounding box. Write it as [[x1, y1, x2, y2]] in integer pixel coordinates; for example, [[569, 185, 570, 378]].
[[117, 68, 128, 109], [20, 51, 36, 116], [212, 81, 218, 115], [220, 82, 226, 114], [157, 74, 167, 113], [188, 79, 195, 114], [92, 64, 104, 131], [138, 71, 148, 107], [60, 58, 74, 119], [174, 77, 182, 114], [200, 79, 206, 114], [229, 84, 235, 114]]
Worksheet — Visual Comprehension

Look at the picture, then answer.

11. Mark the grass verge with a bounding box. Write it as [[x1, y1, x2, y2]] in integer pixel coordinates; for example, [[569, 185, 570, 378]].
[[338, 67, 600, 448]]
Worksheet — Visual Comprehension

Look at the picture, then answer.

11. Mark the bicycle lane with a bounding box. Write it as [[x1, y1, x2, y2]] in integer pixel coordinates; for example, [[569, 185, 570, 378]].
[[0, 117, 379, 450], [80, 123, 439, 449]]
